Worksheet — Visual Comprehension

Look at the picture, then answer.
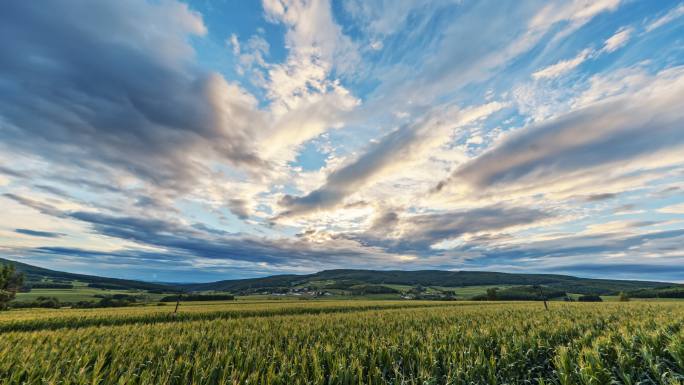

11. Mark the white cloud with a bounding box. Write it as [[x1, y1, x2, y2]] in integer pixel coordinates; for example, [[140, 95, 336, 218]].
[[364, 0, 622, 120], [224, 0, 363, 168], [530, 0, 621, 42], [573, 65, 652, 107], [369, 40, 383, 50], [645, 3, 684, 32], [659, 203, 684, 214], [262, 0, 359, 75], [532, 49, 592, 80], [437, 66, 684, 210], [601, 27, 633, 53], [343, 0, 459, 37], [279, 101, 505, 217], [228, 33, 240, 55]]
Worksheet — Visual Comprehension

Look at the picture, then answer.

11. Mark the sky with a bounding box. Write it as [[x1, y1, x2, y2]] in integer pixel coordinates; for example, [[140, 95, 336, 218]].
[[0, 0, 683, 283]]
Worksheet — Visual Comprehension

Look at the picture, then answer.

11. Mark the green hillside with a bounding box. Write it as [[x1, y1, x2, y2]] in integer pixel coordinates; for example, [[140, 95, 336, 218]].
[[181, 268, 675, 296], [2, 259, 680, 301], [0, 257, 169, 291]]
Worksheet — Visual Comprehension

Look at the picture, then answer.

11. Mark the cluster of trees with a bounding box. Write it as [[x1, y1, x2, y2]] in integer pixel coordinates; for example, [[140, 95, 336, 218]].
[[160, 294, 235, 302], [348, 284, 399, 295], [11, 294, 144, 309], [11, 296, 62, 309], [628, 287, 684, 299], [87, 283, 129, 290], [0, 265, 23, 310], [577, 295, 603, 302], [21, 282, 74, 290], [472, 286, 567, 301]]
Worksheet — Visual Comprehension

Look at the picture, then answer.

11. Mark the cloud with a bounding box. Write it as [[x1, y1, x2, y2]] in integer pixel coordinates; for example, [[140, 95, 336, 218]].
[[5, 193, 404, 270], [227, 199, 251, 220], [343, 0, 458, 38], [601, 27, 633, 53], [658, 203, 684, 214], [532, 49, 591, 79], [541, 263, 684, 282], [221, 0, 362, 167], [390, 205, 552, 252], [436, 67, 684, 193], [3, 193, 64, 217], [530, 0, 621, 41], [228, 33, 241, 55], [261, 0, 359, 109], [2, 0, 682, 282], [582, 193, 618, 202], [0, 1, 266, 194], [336, 204, 553, 259], [15, 229, 64, 238], [645, 3, 684, 32], [279, 102, 504, 216], [355, 0, 621, 123], [262, 0, 359, 74], [453, 227, 684, 280]]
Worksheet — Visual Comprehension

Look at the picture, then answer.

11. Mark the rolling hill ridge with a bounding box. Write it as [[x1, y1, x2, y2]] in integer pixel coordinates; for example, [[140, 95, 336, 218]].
[[180, 269, 676, 296], [0, 257, 168, 291], [2, 258, 681, 297]]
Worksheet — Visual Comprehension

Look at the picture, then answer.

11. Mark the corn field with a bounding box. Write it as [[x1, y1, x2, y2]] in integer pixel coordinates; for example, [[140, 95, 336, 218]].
[[0, 301, 683, 384]]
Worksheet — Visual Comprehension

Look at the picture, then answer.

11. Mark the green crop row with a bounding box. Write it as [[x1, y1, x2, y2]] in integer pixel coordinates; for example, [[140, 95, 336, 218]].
[[0, 301, 682, 384], [0, 300, 466, 333]]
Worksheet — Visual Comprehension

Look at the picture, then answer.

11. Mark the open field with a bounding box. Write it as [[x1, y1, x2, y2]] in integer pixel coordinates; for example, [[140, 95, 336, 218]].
[[14, 287, 164, 303], [1, 300, 683, 384]]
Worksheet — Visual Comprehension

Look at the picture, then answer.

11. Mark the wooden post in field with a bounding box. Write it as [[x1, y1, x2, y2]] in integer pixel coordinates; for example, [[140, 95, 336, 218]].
[[174, 293, 181, 314], [538, 286, 548, 310]]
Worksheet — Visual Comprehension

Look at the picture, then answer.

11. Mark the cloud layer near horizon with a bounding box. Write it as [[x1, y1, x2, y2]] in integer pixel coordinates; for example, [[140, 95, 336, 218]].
[[1, 0, 683, 282]]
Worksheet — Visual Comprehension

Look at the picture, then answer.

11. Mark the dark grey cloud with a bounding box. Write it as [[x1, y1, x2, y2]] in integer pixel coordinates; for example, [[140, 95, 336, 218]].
[[0, 166, 26, 178], [460, 229, 684, 269], [651, 186, 682, 199], [613, 204, 637, 214], [7, 191, 684, 281], [66, 211, 377, 265], [15, 229, 64, 238], [466, 261, 684, 283], [12, 247, 307, 282], [227, 199, 250, 220], [32, 185, 72, 199], [545, 263, 684, 276], [5, 193, 393, 268], [353, 205, 551, 253], [583, 193, 618, 202], [436, 78, 684, 191], [4, 192, 551, 274], [528, 261, 684, 283], [0, 1, 265, 193], [396, 206, 550, 251], [3, 193, 63, 217], [369, 211, 400, 233]]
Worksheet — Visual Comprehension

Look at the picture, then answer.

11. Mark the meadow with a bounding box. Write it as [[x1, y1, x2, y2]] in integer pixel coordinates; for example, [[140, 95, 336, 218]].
[[0, 300, 683, 384]]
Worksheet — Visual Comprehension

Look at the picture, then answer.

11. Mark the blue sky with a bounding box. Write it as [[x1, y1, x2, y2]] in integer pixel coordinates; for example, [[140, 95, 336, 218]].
[[1, 0, 683, 282]]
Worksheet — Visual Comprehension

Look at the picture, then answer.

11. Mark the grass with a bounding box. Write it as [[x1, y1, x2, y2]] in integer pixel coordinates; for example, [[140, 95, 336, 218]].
[[0, 300, 683, 384]]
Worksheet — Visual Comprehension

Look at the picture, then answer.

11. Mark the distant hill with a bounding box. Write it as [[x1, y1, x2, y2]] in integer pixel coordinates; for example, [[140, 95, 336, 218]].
[[2, 258, 679, 297], [0, 257, 169, 291], [181, 269, 676, 296]]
